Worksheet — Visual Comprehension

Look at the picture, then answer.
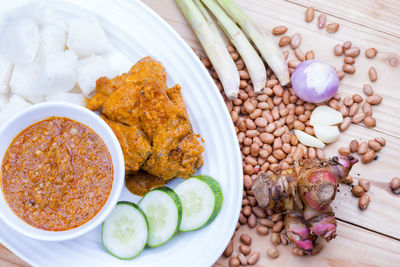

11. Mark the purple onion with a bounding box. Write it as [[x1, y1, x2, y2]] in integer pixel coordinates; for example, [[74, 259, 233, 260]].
[[291, 60, 339, 103]]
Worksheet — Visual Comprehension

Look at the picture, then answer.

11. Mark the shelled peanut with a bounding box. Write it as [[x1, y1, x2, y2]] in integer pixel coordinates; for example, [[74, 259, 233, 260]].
[[338, 137, 385, 164]]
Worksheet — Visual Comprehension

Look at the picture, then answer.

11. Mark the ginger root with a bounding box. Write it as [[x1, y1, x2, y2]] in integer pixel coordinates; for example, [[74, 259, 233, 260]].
[[252, 155, 358, 254]]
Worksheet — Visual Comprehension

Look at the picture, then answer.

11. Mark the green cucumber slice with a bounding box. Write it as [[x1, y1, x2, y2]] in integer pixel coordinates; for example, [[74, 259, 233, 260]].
[[138, 187, 182, 247], [101, 201, 149, 260], [174, 175, 223, 232]]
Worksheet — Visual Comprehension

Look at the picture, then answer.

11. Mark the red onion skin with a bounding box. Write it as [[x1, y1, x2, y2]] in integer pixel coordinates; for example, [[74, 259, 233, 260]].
[[291, 60, 339, 103]]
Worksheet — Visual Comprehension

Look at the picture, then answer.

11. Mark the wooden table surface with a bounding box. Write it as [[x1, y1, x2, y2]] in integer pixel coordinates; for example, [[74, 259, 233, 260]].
[[2, 0, 400, 266]]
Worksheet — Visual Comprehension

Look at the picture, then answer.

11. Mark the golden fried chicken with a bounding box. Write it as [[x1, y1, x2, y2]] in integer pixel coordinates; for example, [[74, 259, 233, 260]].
[[101, 116, 151, 172], [86, 56, 204, 193]]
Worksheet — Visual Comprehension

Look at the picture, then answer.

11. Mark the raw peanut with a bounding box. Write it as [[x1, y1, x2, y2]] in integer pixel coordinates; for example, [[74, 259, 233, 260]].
[[339, 105, 349, 117], [348, 103, 359, 116], [244, 101, 256, 114], [292, 247, 305, 256], [363, 84, 374, 96], [338, 147, 351, 156], [294, 48, 305, 61], [358, 141, 368, 155], [290, 33, 301, 49], [305, 50, 315, 60], [365, 48, 377, 58], [390, 177, 400, 190], [240, 79, 248, 89], [326, 23, 339, 33], [242, 205, 251, 216], [244, 164, 254, 175], [260, 132, 274, 144], [352, 113, 366, 124], [230, 52, 239, 61], [248, 196, 256, 206], [272, 221, 284, 233], [259, 218, 274, 228], [244, 175, 253, 190], [337, 70, 345, 80], [361, 150, 376, 164], [344, 56, 355, 64], [369, 67, 377, 82], [242, 199, 249, 207], [388, 55, 399, 67], [358, 178, 370, 192], [239, 70, 250, 80], [281, 133, 291, 144], [344, 47, 360, 57], [272, 26, 288, 35], [227, 45, 235, 53], [343, 96, 353, 106], [273, 85, 284, 96], [237, 253, 248, 265], [328, 99, 339, 110], [201, 58, 211, 68], [256, 225, 269, 235], [250, 109, 262, 119], [316, 148, 325, 160], [224, 241, 234, 257], [267, 247, 279, 259], [270, 163, 279, 172], [308, 147, 316, 159], [318, 14, 326, 29], [273, 127, 285, 137], [290, 134, 299, 146], [288, 60, 300, 69], [280, 232, 288, 246], [352, 94, 363, 103], [352, 185, 364, 197], [292, 147, 304, 161], [363, 116, 376, 127], [343, 64, 355, 74], [229, 257, 240, 267], [240, 234, 252, 245], [255, 117, 267, 127], [279, 36, 291, 47], [239, 213, 247, 224], [246, 130, 259, 138], [236, 59, 245, 70], [248, 213, 257, 228], [342, 41, 352, 50], [247, 252, 260, 265], [343, 175, 354, 185], [294, 120, 305, 130], [252, 206, 267, 218], [349, 139, 359, 153], [375, 137, 386, 146], [239, 245, 251, 255], [358, 194, 370, 210], [362, 102, 373, 116], [305, 7, 315, 22], [273, 149, 286, 160], [271, 233, 281, 245], [246, 118, 256, 130], [340, 117, 351, 131], [333, 44, 343, 56]]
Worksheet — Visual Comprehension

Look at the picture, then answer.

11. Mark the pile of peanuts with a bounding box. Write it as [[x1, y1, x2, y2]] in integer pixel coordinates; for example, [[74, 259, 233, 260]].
[[351, 178, 371, 210], [339, 137, 385, 164]]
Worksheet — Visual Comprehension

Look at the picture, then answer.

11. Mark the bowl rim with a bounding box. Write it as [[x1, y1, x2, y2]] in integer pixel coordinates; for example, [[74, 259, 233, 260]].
[[0, 102, 125, 241]]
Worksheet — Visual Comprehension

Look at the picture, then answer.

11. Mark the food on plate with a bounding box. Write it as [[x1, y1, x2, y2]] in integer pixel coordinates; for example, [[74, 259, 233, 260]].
[[138, 187, 182, 247], [0, 9, 131, 126], [291, 60, 339, 103], [1, 117, 113, 231], [125, 171, 164, 197], [174, 175, 223, 231], [87, 57, 204, 195], [175, 0, 240, 99], [252, 155, 358, 254], [103, 176, 223, 258], [101, 202, 149, 260]]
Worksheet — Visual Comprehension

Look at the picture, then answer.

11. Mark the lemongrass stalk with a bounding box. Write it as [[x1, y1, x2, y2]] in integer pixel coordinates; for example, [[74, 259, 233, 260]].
[[176, 0, 240, 99], [217, 0, 290, 85], [201, 0, 266, 93]]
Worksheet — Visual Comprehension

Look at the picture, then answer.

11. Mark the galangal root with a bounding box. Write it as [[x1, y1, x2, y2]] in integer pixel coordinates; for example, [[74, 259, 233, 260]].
[[252, 155, 358, 254]]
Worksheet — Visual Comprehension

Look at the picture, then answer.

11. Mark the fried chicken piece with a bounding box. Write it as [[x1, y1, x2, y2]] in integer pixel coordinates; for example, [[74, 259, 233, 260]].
[[102, 116, 151, 172], [125, 170, 165, 196], [140, 83, 204, 180]]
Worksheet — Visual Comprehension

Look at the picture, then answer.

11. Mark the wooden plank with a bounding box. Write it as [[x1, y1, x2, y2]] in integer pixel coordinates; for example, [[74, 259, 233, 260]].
[[288, 0, 400, 37], [213, 222, 400, 267], [0, 245, 30, 267]]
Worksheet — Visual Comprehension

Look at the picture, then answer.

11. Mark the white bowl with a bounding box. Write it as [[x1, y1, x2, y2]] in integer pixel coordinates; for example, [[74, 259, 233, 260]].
[[0, 102, 125, 241]]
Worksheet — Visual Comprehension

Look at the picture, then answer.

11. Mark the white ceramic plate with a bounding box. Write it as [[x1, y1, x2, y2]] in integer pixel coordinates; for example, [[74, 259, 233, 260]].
[[0, 0, 242, 266]]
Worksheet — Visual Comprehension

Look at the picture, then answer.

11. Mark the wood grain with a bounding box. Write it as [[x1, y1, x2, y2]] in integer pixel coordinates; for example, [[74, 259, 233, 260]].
[[2, 0, 400, 266]]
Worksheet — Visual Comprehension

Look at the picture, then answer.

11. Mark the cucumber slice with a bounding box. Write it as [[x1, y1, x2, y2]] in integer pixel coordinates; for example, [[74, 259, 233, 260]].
[[174, 175, 223, 232], [138, 187, 182, 247], [101, 201, 149, 260]]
